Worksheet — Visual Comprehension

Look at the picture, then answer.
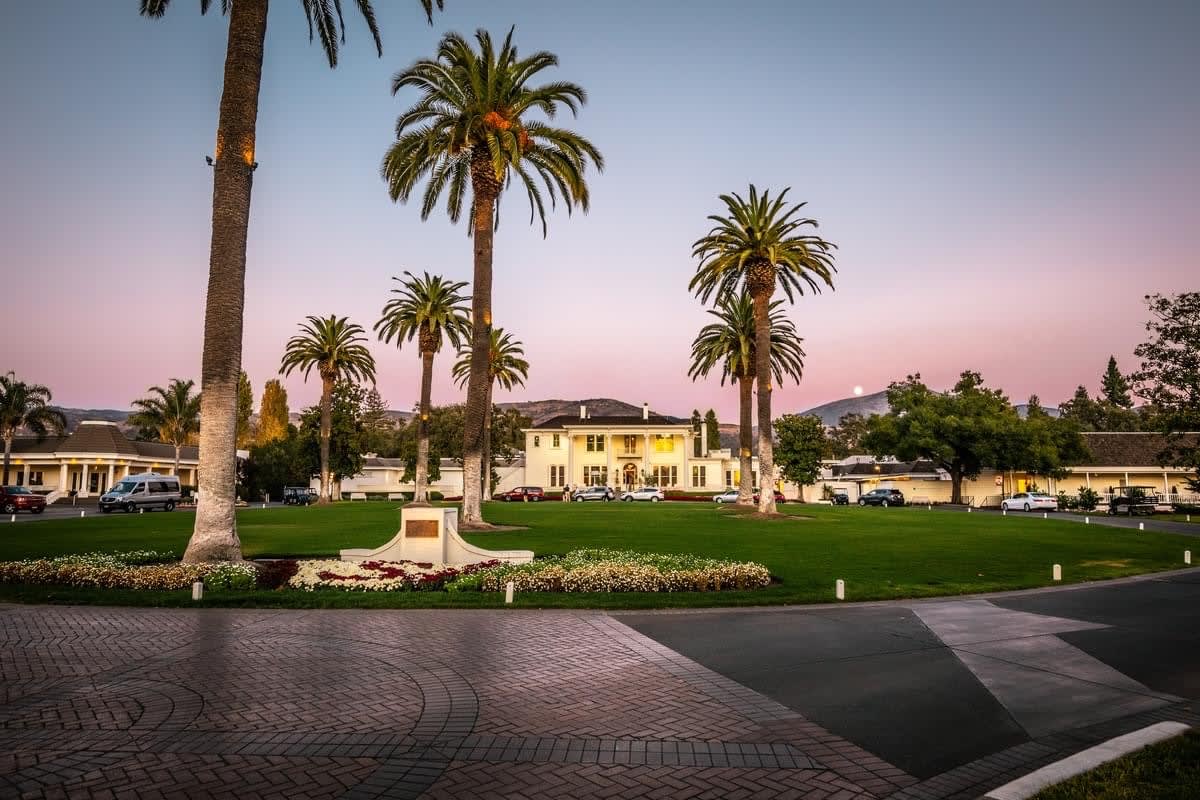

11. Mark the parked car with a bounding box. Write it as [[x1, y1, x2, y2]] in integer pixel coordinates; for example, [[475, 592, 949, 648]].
[[831, 490, 850, 505], [282, 486, 314, 506], [0, 486, 46, 515], [712, 489, 740, 504], [858, 488, 905, 507], [501, 486, 545, 502], [622, 487, 665, 502], [99, 473, 181, 513], [1001, 492, 1058, 512], [574, 486, 614, 502], [753, 489, 786, 504]]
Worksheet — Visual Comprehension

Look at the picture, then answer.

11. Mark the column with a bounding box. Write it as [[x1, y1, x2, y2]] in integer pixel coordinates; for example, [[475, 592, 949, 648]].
[[58, 463, 68, 491], [643, 433, 651, 484], [1163, 471, 1169, 496], [682, 432, 690, 490], [605, 432, 612, 487], [81, 465, 89, 496], [566, 432, 574, 486], [106, 463, 115, 494]]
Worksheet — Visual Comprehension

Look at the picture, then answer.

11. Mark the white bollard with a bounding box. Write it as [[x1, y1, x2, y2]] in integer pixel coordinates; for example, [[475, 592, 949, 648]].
[[928, 504, 932, 511], [139, 508, 144, 514], [262, 503, 266, 509], [80, 510, 85, 518], [1187, 515, 1191, 523], [1053, 564, 1062, 581], [1042, 512, 1047, 519], [1085, 516, 1090, 524], [191, 581, 204, 601], [968, 507, 972, 513], [504, 581, 515, 604], [1002, 509, 1007, 516], [835, 579, 845, 601], [1185, 550, 1192, 565], [1138, 522, 1144, 531], [9, 514, 14, 523]]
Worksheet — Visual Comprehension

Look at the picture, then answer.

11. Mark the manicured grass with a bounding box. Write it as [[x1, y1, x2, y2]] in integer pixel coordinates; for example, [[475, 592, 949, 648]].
[[0, 502, 1194, 608], [1032, 731, 1200, 800]]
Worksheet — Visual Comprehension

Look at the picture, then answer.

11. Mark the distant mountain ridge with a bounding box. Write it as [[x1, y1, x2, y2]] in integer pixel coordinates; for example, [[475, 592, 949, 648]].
[[799, 391, 891, 427]]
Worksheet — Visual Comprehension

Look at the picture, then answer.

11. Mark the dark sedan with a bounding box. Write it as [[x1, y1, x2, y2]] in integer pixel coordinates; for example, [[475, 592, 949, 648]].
[[858, 488, 905, 507]]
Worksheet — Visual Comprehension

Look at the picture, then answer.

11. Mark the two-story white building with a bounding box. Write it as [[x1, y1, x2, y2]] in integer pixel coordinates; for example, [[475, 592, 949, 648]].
[[523, 403, 767, 493]]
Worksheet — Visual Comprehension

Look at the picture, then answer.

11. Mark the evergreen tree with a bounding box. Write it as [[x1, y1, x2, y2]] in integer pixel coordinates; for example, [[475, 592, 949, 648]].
[[690, 410, 702, 456], [257, 379, 290, 445], [236, 371, 254, 448], [828, 412, 868, 458], [298, 381, 367, 494], [1101, 356, 1133, 409], [704, 409, 721, 451], [360, 387, 395, 455]]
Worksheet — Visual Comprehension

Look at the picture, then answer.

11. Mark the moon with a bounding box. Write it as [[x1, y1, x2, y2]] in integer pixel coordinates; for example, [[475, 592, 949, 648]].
[[853, 386, 864, 396]]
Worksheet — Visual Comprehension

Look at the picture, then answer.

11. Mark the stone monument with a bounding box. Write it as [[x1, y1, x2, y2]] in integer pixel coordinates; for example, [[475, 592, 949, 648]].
[[340, 506, 534, 565]]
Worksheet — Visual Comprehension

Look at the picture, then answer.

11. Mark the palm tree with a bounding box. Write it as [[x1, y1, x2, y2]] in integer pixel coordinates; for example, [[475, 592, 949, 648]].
[[0, 373, 67, 486], [452, 328, 530, 499], [129, 380, 203, 479], [688, 296, 805, 505], [140, 1, 440, 562], [690, 186, 836, 514], [375, 272, 470, 503], [280, 316, 377, 504], [382, 27, 603, 526]]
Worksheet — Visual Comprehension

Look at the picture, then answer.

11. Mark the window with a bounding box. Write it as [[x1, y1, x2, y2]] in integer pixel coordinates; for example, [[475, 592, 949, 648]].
[[691, 465, 706, 488], [549, 465, 565, 487], [28, 471, 43, 486], [586, 434, 605, 452], [552, 434, 560, 448], [622, 435, 638, 455], [533, 436, 540, 447], [654, 435, 675, 453], [652, 466, 678, 487], [582, 466, 608, 486], [725, 470, 733, 487]]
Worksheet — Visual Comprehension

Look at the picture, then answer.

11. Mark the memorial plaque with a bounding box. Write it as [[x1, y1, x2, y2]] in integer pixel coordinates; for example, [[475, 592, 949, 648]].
[[405, 519, 439, 538]]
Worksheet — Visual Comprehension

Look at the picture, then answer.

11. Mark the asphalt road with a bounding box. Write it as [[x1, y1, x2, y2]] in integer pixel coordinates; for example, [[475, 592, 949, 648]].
[[622, 569, 1200, 780], [939, 505, 1200, 536]]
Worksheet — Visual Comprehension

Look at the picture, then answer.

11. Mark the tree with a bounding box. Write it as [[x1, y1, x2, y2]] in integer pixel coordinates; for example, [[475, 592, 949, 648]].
[[280, 315, 376, 504], [774, 414, 827, 494], [863, 372, 1015, 504], [687, 293, 805, 505], [452, 328, 530, 498], [257, 379, 290, 445], [690, 186, 836, 513], [382, 28, 603, 526], [1101, 355, 1133, 409], [236, 371, 254, 448], [0, 373, 67, 486], [1059, 385, 1103, 431], [242, 425, 307, 503], [376, 272, 470, 504], [298, 381, 366, 495], [1132, 292, 1200, 491], [1004, 395, 1090, 484], [142, 0, 440, 564], [828, 412, 868, 459], [129, 379, 203, 478], [690, 410, 703, 457], [359, 386, 395, 456], [704, 410, 721, 452]]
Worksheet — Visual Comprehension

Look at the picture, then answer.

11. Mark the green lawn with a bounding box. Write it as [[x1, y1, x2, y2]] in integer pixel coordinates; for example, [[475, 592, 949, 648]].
[[1032, 731, 1200, 800], [0, 502, 1194, 608]]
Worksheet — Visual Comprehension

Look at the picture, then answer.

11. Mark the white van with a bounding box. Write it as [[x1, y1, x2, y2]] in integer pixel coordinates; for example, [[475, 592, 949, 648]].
[[99, 473, 182, 514]]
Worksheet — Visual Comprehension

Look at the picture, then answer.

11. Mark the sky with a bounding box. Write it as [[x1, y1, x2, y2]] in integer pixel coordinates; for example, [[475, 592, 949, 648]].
[[2, 0, 1197, 420]]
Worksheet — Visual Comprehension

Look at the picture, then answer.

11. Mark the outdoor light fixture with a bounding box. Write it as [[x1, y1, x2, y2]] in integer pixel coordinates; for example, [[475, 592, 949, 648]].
[[205, 156, 259, 172]]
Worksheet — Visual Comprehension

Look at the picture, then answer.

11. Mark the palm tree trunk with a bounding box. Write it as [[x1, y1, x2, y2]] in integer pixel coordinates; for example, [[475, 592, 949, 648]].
[[737, 377, 754, 506], [461, 158, 498, 526], [184, 0, 266, 563], [414, 350, 434, 504], [482, 380, 493, 499], [2, 432, 12, 486], [318, 376, 333, 504], [174, 444, 181, 479], [753, 291, 777, 514]]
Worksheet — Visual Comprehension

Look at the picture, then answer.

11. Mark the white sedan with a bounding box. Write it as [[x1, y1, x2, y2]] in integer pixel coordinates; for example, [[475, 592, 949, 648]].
[[1001, 492, 1058, 512], [622, 487, 665, 502], [712, 490, 740, 504]]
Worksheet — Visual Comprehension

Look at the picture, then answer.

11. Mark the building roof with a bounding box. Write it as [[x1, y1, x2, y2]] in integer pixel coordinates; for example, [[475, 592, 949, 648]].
[[362, 456, 525, 470], [1077, 432, 1198, 468], [9, 421, 199, 461], [831, 460, 941, 479], [530, 414, 690, 430]]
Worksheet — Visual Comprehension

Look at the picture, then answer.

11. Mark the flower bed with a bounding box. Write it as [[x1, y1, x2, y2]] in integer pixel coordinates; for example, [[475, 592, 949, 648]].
[[451, 549, 772, 593], [0, 551, 257, 590], [288, 559, 498, 592]]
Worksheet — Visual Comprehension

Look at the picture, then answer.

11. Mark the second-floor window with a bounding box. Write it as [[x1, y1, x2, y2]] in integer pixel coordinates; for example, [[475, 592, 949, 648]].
[[654, 435, 675, 453], [623, 435, 638, 454], [552, 434, 561, 448], [586, 434, 605, 452]]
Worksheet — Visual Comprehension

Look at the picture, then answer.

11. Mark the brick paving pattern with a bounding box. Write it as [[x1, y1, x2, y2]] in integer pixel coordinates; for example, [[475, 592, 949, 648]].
[[1, 603, 1191, 799]]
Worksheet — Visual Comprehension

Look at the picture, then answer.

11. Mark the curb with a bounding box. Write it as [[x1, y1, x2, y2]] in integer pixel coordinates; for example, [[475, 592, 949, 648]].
[[982, 721, 1191, 800]]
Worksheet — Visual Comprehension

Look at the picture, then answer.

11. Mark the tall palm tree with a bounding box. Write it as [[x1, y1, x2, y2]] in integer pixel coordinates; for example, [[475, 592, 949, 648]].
[[280, 316, 377, 504], [452, 328, 530, 499], [129, 379, 203, 479], [382, 27, 603, 526], [375, 272, 470, 503], [690, 186, 836, 514], [688, 296, 805, 505], [0, 373, 67, 486], [140, 1, 440, 562]]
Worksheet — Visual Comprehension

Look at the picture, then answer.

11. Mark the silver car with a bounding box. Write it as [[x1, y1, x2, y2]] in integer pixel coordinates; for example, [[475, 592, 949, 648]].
[[712, 489, 739, 504], [622, 487, 664, 503], [99, 473, 181, 513]]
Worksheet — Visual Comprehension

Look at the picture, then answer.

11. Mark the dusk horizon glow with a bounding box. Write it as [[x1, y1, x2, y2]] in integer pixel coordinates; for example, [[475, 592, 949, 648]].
[[3, 1, 1195, 420]]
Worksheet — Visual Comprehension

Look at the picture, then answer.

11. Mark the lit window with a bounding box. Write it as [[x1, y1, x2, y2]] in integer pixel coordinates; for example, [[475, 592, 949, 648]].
[[653, 466, 678, 487], [623, 435, 638, 454], [549, 465, 565, 487], [691, 465, 706, 488], [654, 435, 674, 453], [586, 434, 605, 452], [533, 436, 540, 447]]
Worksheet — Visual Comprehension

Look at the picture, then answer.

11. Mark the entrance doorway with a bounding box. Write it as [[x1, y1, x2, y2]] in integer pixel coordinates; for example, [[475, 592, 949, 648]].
[[89, 471, 107, 495], [623, 463, 637, 490]]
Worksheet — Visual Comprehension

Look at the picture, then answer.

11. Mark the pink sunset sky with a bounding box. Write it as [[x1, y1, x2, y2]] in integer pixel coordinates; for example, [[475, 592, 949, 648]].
[[2, 1, 1196, 420]]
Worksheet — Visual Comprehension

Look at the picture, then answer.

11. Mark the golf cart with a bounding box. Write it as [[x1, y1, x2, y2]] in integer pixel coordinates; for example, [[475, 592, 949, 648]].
[[282, 486, 315, 506], [1106, 485, 1158, 516]]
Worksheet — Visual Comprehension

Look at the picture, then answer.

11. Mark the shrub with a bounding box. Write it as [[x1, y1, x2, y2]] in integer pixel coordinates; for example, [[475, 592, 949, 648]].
[[1057, 491, 1078, 510], [255, 560, 300, 590], [663, 492, 717, 502], [203, 562, 258, 591], [0, 551, 251, 591], [1078, 487, 1100, 511]]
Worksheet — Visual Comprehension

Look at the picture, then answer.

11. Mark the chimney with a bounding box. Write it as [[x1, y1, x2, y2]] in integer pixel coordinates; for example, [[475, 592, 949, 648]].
[[642, 402, 649, 420], [580, 404, 587, 420]]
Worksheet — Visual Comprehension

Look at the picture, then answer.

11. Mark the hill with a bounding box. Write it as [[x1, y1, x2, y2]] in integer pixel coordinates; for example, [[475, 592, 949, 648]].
[[799, 391, 891, 427], [497, 398, 645, 424]]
